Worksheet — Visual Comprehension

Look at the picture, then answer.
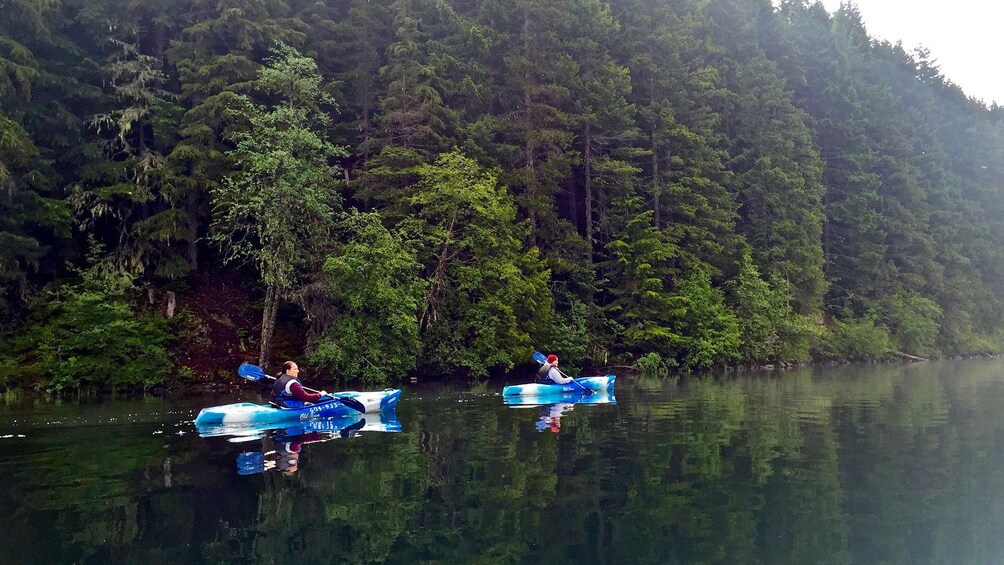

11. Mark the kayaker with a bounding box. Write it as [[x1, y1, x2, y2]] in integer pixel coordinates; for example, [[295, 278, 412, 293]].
[[537, 354, 573, 385], [272, 361, 330, 407]]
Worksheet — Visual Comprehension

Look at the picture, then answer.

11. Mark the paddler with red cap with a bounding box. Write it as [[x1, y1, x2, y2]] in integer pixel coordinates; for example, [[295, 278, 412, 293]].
[[536, 354, 573, 385]]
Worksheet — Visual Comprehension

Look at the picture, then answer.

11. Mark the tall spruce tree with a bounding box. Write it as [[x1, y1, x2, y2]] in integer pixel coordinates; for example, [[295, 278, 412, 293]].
[[706, 0, 827, 314], [166, 0, 307, 271]]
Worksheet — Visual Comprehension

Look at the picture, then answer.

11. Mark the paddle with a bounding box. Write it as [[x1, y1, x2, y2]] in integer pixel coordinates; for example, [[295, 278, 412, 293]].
[[532, 351, 594, 395], [237, 363, 366, 413]]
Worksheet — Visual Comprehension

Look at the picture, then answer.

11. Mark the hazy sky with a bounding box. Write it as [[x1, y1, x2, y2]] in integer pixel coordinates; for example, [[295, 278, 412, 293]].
[[816, 0, 1004, 105]]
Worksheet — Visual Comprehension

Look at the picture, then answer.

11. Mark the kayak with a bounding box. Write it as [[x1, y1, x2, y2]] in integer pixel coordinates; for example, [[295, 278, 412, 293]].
[[193, 388, 402, 427], [199, 411, 403, 439], [502, 375, 616, 397], [504, 389, 616, 406]]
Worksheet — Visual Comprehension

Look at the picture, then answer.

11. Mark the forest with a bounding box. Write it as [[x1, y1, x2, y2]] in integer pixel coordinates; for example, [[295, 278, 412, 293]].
[[2, 0, 1004, 390]]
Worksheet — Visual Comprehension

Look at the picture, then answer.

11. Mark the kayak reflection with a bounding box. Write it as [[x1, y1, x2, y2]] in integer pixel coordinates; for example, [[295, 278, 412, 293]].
[[504, 391, 616, 433], [198, 412, 402, 475]]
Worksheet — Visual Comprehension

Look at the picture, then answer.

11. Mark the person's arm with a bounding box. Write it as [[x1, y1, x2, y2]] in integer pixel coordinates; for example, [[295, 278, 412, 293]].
[[549, 367, 573, 384], [289, 381, 324, 403]]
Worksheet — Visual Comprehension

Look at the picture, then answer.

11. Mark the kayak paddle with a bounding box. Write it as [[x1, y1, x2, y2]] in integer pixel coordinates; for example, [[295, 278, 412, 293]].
[[532, 351, 594, 395], [237, 363, 367, 413]]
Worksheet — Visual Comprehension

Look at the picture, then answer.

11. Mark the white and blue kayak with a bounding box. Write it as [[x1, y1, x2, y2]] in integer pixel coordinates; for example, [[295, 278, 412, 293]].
[[194, 389, 402, 427], [502, 375, 616, 397], [198, 411, 403, 439], [504, 389, 616, 407]]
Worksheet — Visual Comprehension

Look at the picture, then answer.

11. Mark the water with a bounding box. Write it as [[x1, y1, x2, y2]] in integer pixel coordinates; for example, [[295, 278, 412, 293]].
[[2, 360, 1004, 564]]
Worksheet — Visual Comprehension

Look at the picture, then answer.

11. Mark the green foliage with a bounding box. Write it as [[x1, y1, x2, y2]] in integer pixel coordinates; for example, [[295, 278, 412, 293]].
[[541, 297, 590, 372], [869, 293, 942, 357], [402, 151, 553, 376], [820, 317, 892, 362], [729, 253, 820, 365], [308, 212, 426, 384], [2, 251, 174, 392], [210, 43, 347, 364], [672, 270, 741, 370], [633, 352, 672, 378], [211, 43, 346, 291], [6, 0, 1004, 385], [599, 193, 685, 355]]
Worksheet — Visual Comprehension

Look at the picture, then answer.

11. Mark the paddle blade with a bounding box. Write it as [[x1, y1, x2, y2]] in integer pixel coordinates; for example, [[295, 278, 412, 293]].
[[533, 351, 547, 365], [332, 395, 367, 414], [238, 363, 267, 381]]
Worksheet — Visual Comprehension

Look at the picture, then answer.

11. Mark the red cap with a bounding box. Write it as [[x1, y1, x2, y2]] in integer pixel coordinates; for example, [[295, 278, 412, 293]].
[[546, 354, 558, 364]]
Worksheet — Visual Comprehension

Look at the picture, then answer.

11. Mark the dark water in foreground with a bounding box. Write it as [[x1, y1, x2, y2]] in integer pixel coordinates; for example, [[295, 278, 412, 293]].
[[2, 360, 1004, 564]]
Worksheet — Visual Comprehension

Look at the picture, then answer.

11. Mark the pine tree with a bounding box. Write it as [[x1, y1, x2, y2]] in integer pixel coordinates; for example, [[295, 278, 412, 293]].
[[598, 192, 685, 356], [706, 0, 827, 314], [71, 33, 188, 279], [166, 0, 307, 271]]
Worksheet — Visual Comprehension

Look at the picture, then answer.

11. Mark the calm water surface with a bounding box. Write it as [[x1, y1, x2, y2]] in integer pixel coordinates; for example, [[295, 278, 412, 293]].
[[2, 360, 1004, 564]]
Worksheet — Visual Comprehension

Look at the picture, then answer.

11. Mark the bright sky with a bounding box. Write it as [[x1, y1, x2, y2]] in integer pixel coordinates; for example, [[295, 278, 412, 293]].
[[816, 0, 1004, 106]]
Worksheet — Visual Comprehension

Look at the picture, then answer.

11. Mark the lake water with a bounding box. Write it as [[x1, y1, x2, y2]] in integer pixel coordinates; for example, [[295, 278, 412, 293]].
[[2, 360, 1004, 564]]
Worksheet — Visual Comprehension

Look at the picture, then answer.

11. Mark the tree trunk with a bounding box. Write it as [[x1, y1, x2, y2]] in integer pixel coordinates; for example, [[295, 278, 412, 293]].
[[419, 217, 455, 330], [652, 125, 661, 229], [186, 194, 199, 271], [522, 5, 537, 246], [584, 123, 593, 249], [566, 173, 578, 231], [259, 284, 280, 368]]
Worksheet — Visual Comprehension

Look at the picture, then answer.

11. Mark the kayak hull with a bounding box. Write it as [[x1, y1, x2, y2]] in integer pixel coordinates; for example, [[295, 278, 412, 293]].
[[199, 411, 403, 439], [502, 375, 615, 397], [504, 390, 616, 406], [194, 389, 401, 427]]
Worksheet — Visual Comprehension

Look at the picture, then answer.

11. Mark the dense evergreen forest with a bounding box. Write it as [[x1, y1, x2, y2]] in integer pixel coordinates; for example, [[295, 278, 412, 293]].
[[2, 0, 1003, 390]]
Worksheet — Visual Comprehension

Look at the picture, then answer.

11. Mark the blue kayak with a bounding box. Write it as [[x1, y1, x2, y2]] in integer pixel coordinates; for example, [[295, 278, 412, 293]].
[[194, 389, 402, 427], [504, 389, 616, 406], [198, 411, 403, 439], [502, 375, 616, 397]]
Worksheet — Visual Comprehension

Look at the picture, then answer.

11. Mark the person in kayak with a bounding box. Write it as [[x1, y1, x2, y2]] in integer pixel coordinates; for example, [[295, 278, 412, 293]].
[[537, 354, 573, 385], [272, 361, 329, 407]]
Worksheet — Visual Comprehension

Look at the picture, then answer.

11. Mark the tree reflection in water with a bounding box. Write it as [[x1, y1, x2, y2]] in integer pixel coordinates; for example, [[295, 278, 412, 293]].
[[3, 361, 1004, 563]]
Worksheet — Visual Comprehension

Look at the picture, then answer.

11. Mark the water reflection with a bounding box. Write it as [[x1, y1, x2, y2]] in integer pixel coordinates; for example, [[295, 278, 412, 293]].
[[504, 391, 616, 433], [5, 361, 1004, 563], [197, 413, 403, 475]]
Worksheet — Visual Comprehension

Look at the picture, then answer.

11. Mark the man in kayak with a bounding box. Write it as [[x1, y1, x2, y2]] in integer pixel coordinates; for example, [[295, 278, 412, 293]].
[[538, 354, 573, 385], [272, 361, 330, 407]]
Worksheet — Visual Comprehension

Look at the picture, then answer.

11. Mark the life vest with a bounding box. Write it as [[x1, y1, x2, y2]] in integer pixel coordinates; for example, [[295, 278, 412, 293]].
[[272, 373, 299, 400], [537, 363, 556, 383]]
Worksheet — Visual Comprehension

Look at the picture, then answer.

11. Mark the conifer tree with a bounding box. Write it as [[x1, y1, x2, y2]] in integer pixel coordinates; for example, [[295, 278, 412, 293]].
[[166, 0, 307, 271]]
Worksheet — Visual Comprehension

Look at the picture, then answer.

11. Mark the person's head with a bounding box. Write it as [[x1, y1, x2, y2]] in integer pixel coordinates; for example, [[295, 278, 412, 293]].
[[547, 354, 558, 365], [282, 360, 300, 377], [277, 452, 300, 474]]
